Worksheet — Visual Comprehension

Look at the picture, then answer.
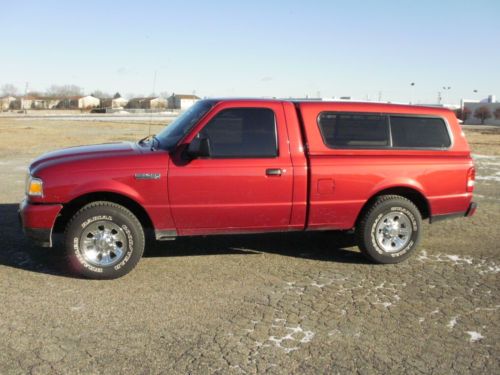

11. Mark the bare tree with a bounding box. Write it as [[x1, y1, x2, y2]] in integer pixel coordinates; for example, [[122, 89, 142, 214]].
[[455, 107, 472, 122], [28, 91, 44, 98], [91, 90, 111, 99], [474, 106, 492, 125], [125, 92, 144, 99], [1, 83, 19, 96], [46, 84, 83, 98], [494, 107, 500, 120]]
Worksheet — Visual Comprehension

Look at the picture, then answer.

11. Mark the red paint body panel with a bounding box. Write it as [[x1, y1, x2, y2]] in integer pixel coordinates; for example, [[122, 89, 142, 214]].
[[20, 99, 475, 245], [29, 142, 176, 231], [307, 154, 473, 229], [19, 199, 62, 229]]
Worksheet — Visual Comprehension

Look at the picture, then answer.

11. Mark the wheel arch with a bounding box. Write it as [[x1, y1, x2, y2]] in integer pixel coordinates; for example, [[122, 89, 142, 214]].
[[53, 191, 154, 233], [355, 186, 430, 228]]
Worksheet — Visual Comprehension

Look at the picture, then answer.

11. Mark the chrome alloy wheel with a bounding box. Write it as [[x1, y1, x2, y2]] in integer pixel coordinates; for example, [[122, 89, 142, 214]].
[[374, 211, 412, 253], [80, 221, 127, 267]]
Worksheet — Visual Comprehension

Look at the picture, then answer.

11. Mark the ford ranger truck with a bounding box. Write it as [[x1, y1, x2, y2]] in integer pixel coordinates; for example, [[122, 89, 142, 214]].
[[19, 99, 477, 279]]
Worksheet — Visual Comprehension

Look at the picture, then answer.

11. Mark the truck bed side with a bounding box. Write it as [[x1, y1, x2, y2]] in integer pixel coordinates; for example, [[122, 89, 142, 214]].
[[296, 102, 474, 230]]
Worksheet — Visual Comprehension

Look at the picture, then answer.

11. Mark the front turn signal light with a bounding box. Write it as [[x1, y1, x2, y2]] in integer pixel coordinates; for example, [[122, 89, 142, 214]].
[[27, 177, 44, 197]]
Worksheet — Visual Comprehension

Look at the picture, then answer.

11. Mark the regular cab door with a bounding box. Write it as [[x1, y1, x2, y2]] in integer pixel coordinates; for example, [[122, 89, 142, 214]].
[[168, 102, 294, 235]]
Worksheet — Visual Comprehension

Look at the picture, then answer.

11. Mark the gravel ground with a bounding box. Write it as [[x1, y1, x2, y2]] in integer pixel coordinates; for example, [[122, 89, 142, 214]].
[[0, 118, 498, 374]]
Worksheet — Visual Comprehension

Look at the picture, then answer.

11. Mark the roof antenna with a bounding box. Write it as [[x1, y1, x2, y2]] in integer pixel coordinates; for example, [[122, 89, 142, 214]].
[[148, 70, 157, 136]]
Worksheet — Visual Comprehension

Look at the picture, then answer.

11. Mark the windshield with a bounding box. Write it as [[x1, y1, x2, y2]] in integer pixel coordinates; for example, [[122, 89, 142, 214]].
[[156, 100, 217, 150]]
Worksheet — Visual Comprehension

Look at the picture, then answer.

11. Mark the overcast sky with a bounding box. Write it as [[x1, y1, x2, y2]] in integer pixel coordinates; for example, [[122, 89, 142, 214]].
[[1, 0, 499, 103]]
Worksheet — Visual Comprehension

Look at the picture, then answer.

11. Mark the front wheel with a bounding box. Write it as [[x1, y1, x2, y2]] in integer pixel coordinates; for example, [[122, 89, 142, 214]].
[[64, 201, 145, 279], [357, 195, 422, 264]]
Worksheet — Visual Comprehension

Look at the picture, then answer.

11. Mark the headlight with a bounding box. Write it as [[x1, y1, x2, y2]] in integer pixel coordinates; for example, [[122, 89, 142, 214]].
[[26, 175, 44, 197]]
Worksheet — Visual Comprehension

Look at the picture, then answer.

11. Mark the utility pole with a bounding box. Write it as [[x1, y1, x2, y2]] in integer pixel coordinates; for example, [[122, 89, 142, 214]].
[[441, 86, 451, 105], [23, 82, 29, 111], [152, 70, 157, 97], [148, 70, 158, 136], [410, 82, 415, 104]]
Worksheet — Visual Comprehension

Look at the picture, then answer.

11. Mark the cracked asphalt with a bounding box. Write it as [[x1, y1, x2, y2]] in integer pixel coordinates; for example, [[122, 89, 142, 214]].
[[0, 118, 499, 374]]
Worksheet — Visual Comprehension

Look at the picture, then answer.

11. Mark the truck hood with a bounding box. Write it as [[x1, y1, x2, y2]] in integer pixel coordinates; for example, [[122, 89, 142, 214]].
[[30, 142, 140, 172]]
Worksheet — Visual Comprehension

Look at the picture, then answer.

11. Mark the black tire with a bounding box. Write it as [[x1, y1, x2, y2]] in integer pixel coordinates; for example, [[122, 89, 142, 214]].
[[357, 195, 422, 264], [64, 201, 145, 279]]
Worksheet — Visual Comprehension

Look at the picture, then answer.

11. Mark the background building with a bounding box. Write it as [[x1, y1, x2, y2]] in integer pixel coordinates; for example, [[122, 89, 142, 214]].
[[9, 95, 61, 110], [461, 95, 500, 125], [126, 97, 167, 110], [0, 96, 16, 110], [168, 94, 200, 110], [56, 95, 100, 109], [101, 97, 128, 109]]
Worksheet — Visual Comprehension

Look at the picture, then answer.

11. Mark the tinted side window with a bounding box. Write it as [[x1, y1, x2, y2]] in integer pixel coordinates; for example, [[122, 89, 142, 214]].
[[390, 116, 451, 148], [318, 113, 389, 148], [201, 108, 277, 158]]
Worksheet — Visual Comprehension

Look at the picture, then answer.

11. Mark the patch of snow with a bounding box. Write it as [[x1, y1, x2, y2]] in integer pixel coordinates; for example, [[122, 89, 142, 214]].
[[417, 249, 430, 261], [266, 326, 315, 353], [374, 302, 392, 308], [311, 282, 325, 288], [300, 329, 315, 343], [284, 281, 305, 295], [472, 154, 497, 159], [484, 265, 500, 274], [445, 254, 473, 264], [476, 175, 500, 182], [416, 251, 500, 273], [447, 317, 458, 329], [475, 305, 500, 312], [466, 331, 484, 343]]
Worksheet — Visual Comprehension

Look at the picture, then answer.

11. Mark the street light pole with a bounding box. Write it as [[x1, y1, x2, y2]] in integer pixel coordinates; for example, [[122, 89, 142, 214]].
[[440, 86, 451, 105]]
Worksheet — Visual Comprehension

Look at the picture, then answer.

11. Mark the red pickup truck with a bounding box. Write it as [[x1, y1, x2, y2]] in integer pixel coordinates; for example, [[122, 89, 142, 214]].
[[19, 99, 477, 279]]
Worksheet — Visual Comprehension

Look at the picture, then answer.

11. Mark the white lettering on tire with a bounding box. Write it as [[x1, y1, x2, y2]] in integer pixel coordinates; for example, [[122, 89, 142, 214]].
[[114, 224, 134, 271], [73, 236, 103, 273], [81, 215, 112, 229]]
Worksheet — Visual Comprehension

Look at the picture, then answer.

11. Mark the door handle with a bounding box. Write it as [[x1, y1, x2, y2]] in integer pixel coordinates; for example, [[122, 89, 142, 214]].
[[266, 168, 282, 176]]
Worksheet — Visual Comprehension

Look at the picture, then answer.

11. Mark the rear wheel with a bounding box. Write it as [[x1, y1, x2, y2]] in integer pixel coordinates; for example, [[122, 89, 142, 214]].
[[64, 201, 145, 279], [357, 195, 422, 263]]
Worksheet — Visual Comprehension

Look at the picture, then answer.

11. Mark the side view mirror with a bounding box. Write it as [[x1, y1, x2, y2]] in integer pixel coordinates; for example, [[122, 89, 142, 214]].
[[187, 136, 211, 158]]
